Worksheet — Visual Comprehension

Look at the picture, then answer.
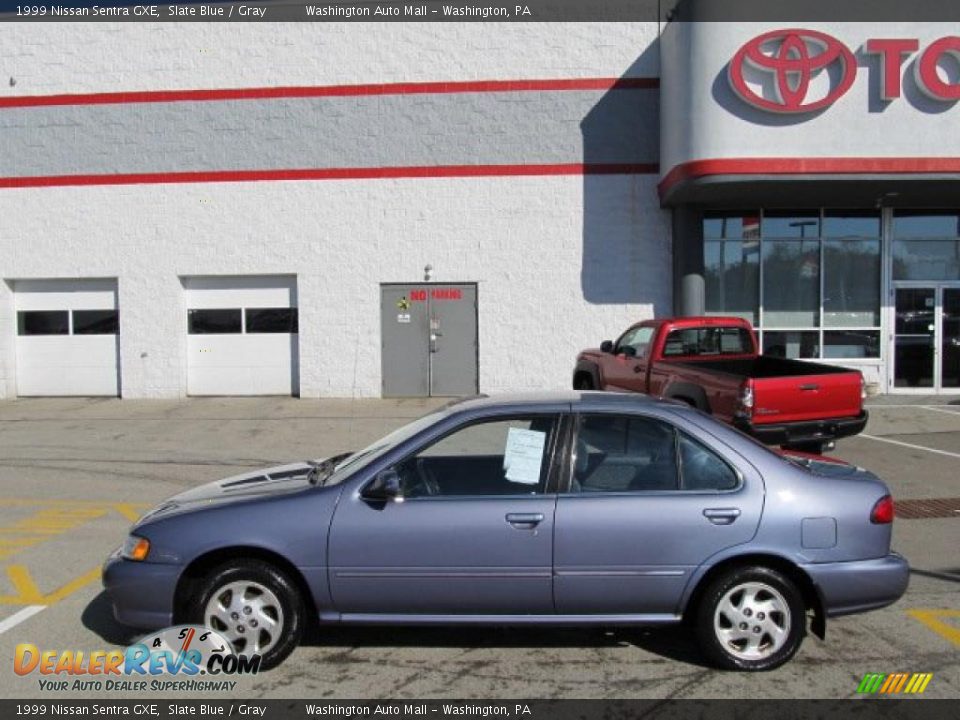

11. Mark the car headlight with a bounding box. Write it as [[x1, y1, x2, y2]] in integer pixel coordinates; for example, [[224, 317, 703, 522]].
[[122, 534, 151, 562]]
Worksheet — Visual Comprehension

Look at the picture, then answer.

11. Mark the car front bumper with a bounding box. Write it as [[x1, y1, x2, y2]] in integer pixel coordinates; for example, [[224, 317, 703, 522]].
[[734, 410, 869, 446], [802, 552, 910, 618], [102, 549, 180, 629]]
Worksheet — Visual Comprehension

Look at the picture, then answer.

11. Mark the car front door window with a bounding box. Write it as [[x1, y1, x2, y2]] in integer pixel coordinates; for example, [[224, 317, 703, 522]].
[[393, 416, 556, 498]]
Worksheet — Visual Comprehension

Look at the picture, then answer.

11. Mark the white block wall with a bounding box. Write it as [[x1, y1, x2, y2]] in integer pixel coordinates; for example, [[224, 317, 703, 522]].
[[0, 23, 667, 398], [3, 23, 660, 94], [0, 176, 670, 398]]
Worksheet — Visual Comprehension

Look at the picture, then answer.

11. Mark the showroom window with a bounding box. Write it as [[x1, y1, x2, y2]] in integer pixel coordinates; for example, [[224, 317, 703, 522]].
[[892, 211, 960, 281], [705, 210, 881, 360], [704, 212, 760, 325]]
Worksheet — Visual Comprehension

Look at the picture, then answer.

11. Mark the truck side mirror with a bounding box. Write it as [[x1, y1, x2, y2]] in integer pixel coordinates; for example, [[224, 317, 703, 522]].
[[600, 340, 614, 353]]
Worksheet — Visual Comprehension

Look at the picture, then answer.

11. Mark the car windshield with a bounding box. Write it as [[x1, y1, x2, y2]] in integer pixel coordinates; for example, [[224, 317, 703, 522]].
[[319, 408, 448, 486]]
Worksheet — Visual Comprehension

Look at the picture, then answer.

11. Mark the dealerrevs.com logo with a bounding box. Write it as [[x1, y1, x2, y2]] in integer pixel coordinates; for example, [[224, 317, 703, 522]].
[[729, 29, 960, 113], [14, 625, 260, 693]]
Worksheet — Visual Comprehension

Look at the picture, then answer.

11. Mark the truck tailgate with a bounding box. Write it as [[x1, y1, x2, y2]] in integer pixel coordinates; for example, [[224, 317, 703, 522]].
[[752, 371, 862, 424]]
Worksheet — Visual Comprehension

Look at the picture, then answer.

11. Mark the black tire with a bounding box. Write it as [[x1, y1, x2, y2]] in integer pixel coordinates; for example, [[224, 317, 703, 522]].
[[188, 559, 304, 671], [695, 565, 805, 671], [574, 374, 595, 390]]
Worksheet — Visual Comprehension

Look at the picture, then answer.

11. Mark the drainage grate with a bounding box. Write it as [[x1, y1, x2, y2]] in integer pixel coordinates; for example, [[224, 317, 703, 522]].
[[895, 497, 960, 520]]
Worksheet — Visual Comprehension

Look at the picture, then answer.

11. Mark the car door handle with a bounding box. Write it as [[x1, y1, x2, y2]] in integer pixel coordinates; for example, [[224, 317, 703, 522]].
[[703, 508, 741, 525], [506, 513, 544, 529]]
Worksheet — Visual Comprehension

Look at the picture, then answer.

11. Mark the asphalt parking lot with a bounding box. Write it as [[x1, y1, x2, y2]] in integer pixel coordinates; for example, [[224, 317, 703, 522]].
[[0, 396, 957, 700]]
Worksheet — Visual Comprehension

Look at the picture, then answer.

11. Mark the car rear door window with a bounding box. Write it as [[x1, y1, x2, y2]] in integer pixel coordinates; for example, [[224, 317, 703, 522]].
[[572, 414, 679, 493], [392, 416, 557, 498], [678, 431, 739, 491]]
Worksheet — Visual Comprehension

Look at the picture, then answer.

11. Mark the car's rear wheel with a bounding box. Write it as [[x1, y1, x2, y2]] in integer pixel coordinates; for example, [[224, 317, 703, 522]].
[[188, 559, 304, 670], [696, 566, 805, 671]]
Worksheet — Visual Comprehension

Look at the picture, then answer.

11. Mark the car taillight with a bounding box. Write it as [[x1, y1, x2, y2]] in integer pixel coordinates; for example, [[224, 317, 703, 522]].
[[860, 374, 867, 401], [871, 495, 894, 524], [738, 382, 754, 416]]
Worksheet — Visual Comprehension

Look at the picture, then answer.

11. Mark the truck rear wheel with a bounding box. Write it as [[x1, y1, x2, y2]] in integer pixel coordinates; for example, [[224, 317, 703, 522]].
[[574, 374, 594, 390]]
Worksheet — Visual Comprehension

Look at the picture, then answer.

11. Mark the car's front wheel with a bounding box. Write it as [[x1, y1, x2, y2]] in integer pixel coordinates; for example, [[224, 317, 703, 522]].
[[696, 566, 805, 671], [188, 559, 304, 670]]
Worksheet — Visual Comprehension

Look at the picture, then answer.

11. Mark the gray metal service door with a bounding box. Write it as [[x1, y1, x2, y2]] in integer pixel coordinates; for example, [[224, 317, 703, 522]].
[[381, 285, 430, 397], [430, 284, 478, 397], [380, 284, 478, 397]]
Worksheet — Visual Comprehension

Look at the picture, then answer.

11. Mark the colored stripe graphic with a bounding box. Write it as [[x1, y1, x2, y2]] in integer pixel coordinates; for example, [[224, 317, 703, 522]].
[[880, 673, 908, 694], [857, 672, 932, 694], [0, 77, 659, 109], [0, 79, 659, 189], [0, 163, 659, 190], [857, 673, 886, 694], [658, 157, 960, 199]]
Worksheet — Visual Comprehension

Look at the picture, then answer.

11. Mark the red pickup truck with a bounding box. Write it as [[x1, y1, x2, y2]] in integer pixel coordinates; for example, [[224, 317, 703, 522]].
[[573, 316, 868, 452]]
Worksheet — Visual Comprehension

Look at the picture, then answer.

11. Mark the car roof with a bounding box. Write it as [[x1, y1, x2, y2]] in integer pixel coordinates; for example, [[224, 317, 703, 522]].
[[444, 391, 666, 414]]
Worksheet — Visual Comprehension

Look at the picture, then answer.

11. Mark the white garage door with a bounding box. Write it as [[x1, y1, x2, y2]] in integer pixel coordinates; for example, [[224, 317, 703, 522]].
[[184, 276, 299, 396], [15, 279, 120, 397]]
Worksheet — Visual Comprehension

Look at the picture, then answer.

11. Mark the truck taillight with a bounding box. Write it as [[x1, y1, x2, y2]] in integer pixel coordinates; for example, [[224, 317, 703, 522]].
[[871, 495, 894, 524], [860, 374, 867, 401], [738, 382, 754, 415]]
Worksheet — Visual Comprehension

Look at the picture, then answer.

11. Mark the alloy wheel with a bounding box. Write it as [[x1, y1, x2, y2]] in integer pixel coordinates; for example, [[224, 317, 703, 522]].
[[713, 581, 791, 661], [204, 580, 284, 656]]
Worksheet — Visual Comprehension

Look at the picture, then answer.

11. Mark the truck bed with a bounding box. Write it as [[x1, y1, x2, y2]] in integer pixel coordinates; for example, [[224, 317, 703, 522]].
[[663, 355, 857, 380]]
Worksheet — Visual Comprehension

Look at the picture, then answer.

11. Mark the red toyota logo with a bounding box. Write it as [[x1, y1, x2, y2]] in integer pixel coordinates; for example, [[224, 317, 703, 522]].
[[729, 29, 857, 113]]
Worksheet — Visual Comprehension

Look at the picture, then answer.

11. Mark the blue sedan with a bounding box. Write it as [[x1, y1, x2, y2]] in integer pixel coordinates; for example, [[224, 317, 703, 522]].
[[103, 392, 908, 671]]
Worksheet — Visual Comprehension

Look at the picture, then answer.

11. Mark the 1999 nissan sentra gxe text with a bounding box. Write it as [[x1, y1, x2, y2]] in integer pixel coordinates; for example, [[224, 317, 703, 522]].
[[103, 392, 909, 671]]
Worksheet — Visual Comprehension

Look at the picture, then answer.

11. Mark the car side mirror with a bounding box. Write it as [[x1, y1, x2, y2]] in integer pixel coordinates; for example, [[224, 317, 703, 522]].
[[600, 340, 614, 353], [621, 345, 637, 357], [363, 469, 403, 501]]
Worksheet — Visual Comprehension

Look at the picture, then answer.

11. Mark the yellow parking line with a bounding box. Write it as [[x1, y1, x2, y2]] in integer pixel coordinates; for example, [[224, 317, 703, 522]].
[[44, 567, 102, 604], [0, 497, 150, 509], [112, 503, 144, 522], [0, 565, 101, 606], [6, 565, 44, 604], [908, 609, 960, 647], [0, 502, 148, 562]]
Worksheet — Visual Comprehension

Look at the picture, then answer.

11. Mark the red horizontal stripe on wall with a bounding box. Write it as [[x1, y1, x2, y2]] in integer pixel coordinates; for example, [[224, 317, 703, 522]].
[[0, 163, 660, 189], [659, 157, 960, 198], [0, 77, 659, 109]]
